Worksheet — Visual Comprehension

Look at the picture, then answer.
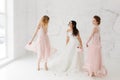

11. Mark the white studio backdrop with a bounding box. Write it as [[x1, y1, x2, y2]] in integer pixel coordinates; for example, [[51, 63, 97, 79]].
[[12, 0, 120, 62]]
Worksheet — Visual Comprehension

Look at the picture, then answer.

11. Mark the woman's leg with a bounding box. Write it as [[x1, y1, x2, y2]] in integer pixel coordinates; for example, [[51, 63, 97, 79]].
[[37, 56, 42, 71], [37, 47, 43, 71], [44, 53, 48, 71], [44, 60, 48, 71], [44, 43, 50, 71]]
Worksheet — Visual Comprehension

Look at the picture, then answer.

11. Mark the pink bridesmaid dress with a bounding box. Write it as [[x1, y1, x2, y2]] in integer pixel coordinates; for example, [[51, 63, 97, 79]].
[[25, 26, 51, 61], [84, 27, 107, 77]]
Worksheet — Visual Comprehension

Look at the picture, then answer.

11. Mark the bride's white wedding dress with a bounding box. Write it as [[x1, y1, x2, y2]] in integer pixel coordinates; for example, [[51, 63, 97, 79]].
[[48, 31, 83, 73]]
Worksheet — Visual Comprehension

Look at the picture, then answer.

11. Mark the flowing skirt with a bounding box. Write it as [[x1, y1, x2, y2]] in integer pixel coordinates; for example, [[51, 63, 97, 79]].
[[48, 40, 83, 73], [25, 35, 54, 61], [83, 44, 107, 77]]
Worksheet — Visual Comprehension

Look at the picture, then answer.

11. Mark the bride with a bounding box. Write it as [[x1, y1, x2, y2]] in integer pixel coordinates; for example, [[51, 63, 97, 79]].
[[48, 20, 83, 73]]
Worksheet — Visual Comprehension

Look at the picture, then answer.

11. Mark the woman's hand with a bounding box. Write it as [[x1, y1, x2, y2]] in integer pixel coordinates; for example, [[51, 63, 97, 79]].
[[77, 46, 83, 52], [77, 45, 83, 49], [29, 41, 32, 45], [86, 43, 88, 47]]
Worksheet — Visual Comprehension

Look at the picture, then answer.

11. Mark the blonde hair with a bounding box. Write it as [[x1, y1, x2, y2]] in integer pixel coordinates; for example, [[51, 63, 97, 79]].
[[40, 15, 50, 28]]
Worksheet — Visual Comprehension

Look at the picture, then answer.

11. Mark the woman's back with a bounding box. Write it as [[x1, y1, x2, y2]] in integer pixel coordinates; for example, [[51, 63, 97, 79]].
[[92, 27, 101, 45], [38, 25, 48, 37]]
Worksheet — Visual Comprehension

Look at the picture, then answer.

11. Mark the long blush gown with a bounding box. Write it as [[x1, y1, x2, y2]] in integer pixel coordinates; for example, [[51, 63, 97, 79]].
[[25, 26, 51, 62], [84, 27, 107, 77]]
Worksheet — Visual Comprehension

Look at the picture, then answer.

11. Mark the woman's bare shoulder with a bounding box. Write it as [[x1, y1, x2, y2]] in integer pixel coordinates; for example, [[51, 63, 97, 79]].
[[67, 29, 71, 32]]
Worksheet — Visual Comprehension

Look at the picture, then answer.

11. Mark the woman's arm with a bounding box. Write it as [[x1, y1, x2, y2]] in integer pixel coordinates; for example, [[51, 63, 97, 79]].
[[29, 23, 41, 45], [66, 36, 69, 45], [66, 30, 70, 45], [86, 27, 97, 47], [77, 33, 83, 49]]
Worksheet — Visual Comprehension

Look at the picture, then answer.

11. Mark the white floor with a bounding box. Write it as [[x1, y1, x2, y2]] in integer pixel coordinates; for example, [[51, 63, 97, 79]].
[[0, 54, 120, 80]]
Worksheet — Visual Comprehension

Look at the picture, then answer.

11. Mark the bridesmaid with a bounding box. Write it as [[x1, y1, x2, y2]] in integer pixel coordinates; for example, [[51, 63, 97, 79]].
[[25, 15, 51, 71], [84, 15, 107, 77]]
